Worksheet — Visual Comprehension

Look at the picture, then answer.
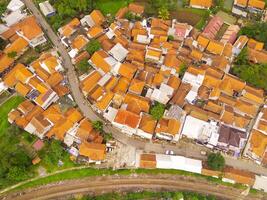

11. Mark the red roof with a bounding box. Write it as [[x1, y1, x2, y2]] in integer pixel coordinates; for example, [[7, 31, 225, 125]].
[[203, 16, 224, 39]]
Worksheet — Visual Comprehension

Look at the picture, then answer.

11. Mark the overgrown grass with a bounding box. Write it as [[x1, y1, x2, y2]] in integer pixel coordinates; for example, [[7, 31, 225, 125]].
[[95, 0, 133, 16], [0, 95, 24, 137], [12, 168, 246, 192]]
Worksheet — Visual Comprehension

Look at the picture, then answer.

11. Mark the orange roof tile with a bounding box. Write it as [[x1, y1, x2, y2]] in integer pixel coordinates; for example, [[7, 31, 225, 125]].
[[90, 10, 105, 25], [247, 38, 264, 51], [47, 72, 64, 87], [190, 0, 212, 8], [81, 71, 102, 95], [90, 50, 111, 73], [3, 63, 24, 87], [197, 34, 210, 49], [129, 78, 145, 95], [65, 108, 83, 124], [138, 114, 157, 134], [113, 77, 130, 93], [96, 91, 114, 111], [79, 142, 106, 161], [71, 35, 88, 51], [140, 154, 156, 169], [156, 118, 180, 136], [0, 54, 14, 73], [206, 40, 224, 55], [114, 109, 140, 128], [124, 93, 150, 114], [15, 82, 32, 96], [4, 37, 28, 54], [118, 63, 137, 80], [248, 0, 265, 9], [87, 26, 104, 38], [250, 129, 267, 158], [128, 3, 144, 14]]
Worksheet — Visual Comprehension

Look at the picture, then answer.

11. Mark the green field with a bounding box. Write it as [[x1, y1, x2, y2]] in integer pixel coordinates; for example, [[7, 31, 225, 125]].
[[0, 95, 24, 137], [95, 0, 133, 16]]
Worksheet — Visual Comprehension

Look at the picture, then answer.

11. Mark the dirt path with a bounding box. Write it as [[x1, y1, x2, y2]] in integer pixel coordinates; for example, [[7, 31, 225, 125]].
[[2, 174, 265, 200]]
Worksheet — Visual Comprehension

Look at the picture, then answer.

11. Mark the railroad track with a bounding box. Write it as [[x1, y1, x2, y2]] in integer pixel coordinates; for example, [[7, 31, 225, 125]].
[[3, 176, 264, 200]]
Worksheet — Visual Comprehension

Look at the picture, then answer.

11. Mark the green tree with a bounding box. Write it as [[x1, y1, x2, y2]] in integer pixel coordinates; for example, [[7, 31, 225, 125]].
[[234, 47, 249, 65], [124, 11, 135, 21], [7, 51, 17, 58], [150, 102, 165, 120], [179, 63, 187, 77], [92, 120, 103, 132], [0, 37, 6, 50], [158, 7, 170, 20], [167, 35, 174, 41], [239, 22, 267, 50], [207, 153, 225, 171], [77, 59, 91, 73], [7, 166, 29, 181], [86, 39, 101, 55]]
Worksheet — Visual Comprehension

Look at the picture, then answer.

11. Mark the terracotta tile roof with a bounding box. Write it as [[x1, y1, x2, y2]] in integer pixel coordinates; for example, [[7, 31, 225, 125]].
[[248, 0, 265, 9], [81, 71, 102, 95], [77, 118, 93, 141], [190, 49, 203, 61], [163, 54, 182, 72], [206, 40, 225, 55], [222, 43, 233, 58], [204, 101, 223, 114], [202, 74, 221, 89], [96, 91, 114, 111], [171, 83, 192, 107], [25, 105, 44, 122], [235, 99, 258, 117], [65, 108, 83, 124], [129, 78, 145, 95], [156, 118, 181, 136], [15, 116, 29, 128], [42, 55, 60, 74], [4, 37, 28, 54], [140, 154, 156, 169], [138, 114, 157, 134], [128, 3, 144, 14], [0, 54, 14, 73], [90, 10, 105, 25], [152, 73, 164, 87], [42, 104, 62, 124], [220, 74, 245, 96], [248, 48, 267, 64], [233, 35, 248, 49], [124, 93, 150, 114], [15, 82, 32, 96], [72, 35, 88, 51], [104, 76, 118, 91], [73, 51, 90, 64], [250, 129, 267, 158], [46, 117, 74, 140], [3, 63, 24, 87], [8, 109, 22, 123], [241, 85, 264, 105], [247, 38, 264, 51], [118, 63, 137, 80], [190, 0, 212, 8], [89, 86, 104, 101], [235, 0, 248, 7], [218, 93, 236, 106], [59, 18, 80, 37], [1, 16, 43, 41], [197, 34, 210, 49], [18, 100, 35, 114], [47, 72, 64, 87], [15, 67, 33, 83], [87, 26, 104, 38], [113, 77, 130, 93], [167, 75, 181, 90], [90, 50, 111, 73], [114, 109, 141, 128], [79, 142, 106, 161], [116, 7, 129, 19], [53, 84, 70, 97], [203, 16, 224, 39], [127, 48, 145, 63], [223, 167, 255, 186]]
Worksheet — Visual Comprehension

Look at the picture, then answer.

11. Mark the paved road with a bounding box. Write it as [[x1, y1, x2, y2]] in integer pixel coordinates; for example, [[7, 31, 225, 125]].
[[3, 175, 263, 200], [23, 0, 267, 177]]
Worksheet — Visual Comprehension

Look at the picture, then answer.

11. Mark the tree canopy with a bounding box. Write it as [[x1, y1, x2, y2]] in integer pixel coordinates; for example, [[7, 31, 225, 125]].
[[239, 22, 267, 50], [77, 59, 91, 74], [207, 153, 225, 171], [86, 39, 101, 55], [158, 7, 170, 20], [92, 120, 104, 132], [232, 47, 267, 90], [150, 102, 165, 120]]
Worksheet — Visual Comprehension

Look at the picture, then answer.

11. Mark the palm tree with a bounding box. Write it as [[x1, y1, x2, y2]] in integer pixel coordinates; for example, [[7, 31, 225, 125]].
[[158, 7, 170, 20]]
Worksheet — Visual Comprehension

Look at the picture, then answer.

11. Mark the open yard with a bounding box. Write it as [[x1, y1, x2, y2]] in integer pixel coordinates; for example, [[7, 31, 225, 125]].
[[171, 8, 210, 30], [0, 95, 24, 137]]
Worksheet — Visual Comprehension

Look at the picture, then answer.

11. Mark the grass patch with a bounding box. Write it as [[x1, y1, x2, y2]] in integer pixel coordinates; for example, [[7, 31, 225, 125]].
[[83, 191, 215, 200], [17, 48, 39, 65], [95, 0, 132, 16], [12, 168, 246, 192], [0, 95, 24, 137]]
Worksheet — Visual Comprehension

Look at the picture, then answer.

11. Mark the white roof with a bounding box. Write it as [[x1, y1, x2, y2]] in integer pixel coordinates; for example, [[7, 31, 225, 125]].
[[2, 10, 27, 26], [156, 154, 202, 174], [109, 43, 129, 62], [103, 107, 118, 122], [0, 82, 8, 93], [151, 89, 170, 105], [39, 1, 55, 16], [98, 73, 111, 87], [181, 115, 209, 139], [253, 175, 267, 192], [7, 0, 24, 12]]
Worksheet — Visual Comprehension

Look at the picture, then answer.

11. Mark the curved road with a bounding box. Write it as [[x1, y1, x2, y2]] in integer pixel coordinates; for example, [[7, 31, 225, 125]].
[[23, 0, 267, 177], [3, 175, 263, 200]]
